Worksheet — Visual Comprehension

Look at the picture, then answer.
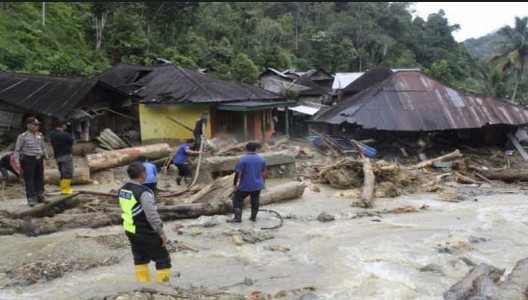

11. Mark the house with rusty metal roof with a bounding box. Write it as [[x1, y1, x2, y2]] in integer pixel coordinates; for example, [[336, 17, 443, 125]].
[[310, 67, 528, 146], [96, 63, 294, 143], [0, 71, 100, 144]]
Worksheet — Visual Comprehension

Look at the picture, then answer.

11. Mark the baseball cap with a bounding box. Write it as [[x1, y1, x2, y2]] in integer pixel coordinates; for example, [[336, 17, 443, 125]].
[[26, 117, 41, 124]]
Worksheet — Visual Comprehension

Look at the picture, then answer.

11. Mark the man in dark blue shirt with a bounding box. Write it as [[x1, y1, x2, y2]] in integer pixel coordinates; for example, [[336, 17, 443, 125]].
[[227, 142, 267, 223], [173, 139, 201, 185]]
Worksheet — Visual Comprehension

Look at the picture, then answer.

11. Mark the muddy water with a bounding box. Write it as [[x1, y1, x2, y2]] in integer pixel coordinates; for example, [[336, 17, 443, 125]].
[[1, 181, 528, 300]]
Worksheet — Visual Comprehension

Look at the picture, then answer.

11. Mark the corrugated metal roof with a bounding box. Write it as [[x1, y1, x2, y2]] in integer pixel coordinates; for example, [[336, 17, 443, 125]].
[[289, 105, 321, 115], [97, 64, 285, 104], [0, 72, 96, 118], [312, 71, 528, 131], [332, 72, 364, 90], [293, 76, 331, 96]]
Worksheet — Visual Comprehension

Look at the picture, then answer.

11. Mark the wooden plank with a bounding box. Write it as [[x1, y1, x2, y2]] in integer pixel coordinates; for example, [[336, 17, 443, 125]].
[[507, 133, 528, 161]]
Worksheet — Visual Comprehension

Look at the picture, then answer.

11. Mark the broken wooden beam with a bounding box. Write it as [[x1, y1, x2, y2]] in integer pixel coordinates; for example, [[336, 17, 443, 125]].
[[412, 149, 461, 169], [507, 133, 528, 161]]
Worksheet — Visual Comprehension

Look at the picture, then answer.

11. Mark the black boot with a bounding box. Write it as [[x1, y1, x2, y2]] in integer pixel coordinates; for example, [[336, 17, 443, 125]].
[[226, 208, 242, 223], [249, 208, 258, 222], [176, 177, 181, 185]]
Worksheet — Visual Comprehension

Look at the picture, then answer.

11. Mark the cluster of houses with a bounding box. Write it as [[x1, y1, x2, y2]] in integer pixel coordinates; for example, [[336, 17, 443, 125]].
[[1, 62, 528, 151]]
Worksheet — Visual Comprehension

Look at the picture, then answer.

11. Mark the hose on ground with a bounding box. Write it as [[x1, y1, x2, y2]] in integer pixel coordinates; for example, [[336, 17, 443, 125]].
[[258, 209, 283, 230]]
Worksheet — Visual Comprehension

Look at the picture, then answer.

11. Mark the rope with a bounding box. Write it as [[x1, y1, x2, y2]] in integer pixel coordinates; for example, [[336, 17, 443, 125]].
[[258, 209, 283, 230]]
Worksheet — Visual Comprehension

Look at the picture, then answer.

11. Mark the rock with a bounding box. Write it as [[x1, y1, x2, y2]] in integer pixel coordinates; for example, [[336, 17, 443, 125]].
[[419, 263, 444, 274], [317, 212, 335, 222], [232, 235, 244, 246], [274, 290, 288, 298], [309, 184, 320, 192]]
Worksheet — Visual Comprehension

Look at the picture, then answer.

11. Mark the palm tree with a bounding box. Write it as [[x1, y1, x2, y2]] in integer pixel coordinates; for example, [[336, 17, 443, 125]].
[[489, 16, 528, 103]]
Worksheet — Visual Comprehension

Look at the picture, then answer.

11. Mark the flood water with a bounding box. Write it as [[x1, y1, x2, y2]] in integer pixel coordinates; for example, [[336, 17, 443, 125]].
[[1, 181, 528, 300]]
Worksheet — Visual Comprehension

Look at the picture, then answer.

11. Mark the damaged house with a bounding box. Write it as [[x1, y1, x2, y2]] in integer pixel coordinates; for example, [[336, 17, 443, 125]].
[[0, 71, 96, 146], [0, 71, 143, 148], [310, 67, 528, 150], [96, 64, 295, 144], [258, 68, 333, 137]]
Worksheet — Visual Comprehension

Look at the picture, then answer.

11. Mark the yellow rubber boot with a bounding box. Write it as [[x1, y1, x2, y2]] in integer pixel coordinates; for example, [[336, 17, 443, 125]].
[[61, 179, 74, 195], [135, 264, 151, 282], [156, 268, 170, 283]]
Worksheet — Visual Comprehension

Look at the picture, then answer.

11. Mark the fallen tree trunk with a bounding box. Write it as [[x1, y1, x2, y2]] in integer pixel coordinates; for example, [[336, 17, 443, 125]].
[[44, 167, 92, 185], [490, 258, 528, 300], [86, 143, 172, 172], [412, 149, 461, 169], [4, 193, 81, 218], [444, 263, 504, 300], [0, 181, 306, 236], [472, 168, 528, 182], [361, 157, 374, 208]]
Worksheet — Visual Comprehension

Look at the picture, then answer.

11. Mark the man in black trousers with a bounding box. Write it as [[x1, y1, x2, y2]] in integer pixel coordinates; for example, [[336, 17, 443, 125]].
[[14, 117, 49, 207]]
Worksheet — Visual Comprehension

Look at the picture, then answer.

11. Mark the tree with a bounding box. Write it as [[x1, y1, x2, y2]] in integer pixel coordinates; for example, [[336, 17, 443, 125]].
[[489, 16, 528, 103], [232, 53, 259, 84]]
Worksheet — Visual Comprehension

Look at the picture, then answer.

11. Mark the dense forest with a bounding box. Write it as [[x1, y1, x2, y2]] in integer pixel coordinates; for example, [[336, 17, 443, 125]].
[[1, 2, 527, 103]]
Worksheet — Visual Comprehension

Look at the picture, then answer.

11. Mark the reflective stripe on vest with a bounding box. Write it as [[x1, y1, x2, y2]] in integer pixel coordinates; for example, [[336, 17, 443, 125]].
[[118, 189, 138, 233]]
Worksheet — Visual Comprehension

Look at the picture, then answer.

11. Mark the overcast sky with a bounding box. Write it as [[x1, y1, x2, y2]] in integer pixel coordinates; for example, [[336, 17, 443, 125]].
[[412, 2, 528, 42]]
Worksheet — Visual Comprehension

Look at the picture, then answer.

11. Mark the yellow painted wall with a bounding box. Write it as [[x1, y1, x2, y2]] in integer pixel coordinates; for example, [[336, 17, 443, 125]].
[[139, 104, 210, 143]]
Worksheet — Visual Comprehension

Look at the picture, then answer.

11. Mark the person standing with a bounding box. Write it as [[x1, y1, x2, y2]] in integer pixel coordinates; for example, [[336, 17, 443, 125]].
[[193, 111, 208, 150], [118, 162, 171, 283], [49, 120, 75, 195], [227, 142, 267, 223], [173, 139, 201, 185], [14, 117, 49, 207], [137, 156, 158, 194]]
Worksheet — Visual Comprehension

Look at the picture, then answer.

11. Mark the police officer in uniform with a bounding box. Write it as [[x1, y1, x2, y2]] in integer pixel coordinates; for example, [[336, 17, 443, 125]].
[[14, 117, 49, 207], [118, 162, 171, 283]]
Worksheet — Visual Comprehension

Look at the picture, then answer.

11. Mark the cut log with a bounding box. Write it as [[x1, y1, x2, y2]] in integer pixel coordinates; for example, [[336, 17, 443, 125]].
[[86, 143, 172, 172], [444, 263, 504, 300], [412, 149, 461, 169], [361, 157, 375, 208], [490, 258, 528, 300], [44, 167, 92, 185]]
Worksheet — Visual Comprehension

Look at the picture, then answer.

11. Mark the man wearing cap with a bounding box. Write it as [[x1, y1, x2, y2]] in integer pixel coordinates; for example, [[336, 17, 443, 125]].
[[50, 120, 75, 195], [14, 117, 49, 207]]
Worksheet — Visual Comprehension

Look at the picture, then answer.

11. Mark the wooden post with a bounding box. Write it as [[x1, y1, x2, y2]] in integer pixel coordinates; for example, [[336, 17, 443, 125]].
[[285, 108, 289, 136], [262, 110, 267, 144], [243, 111, 248, 141]]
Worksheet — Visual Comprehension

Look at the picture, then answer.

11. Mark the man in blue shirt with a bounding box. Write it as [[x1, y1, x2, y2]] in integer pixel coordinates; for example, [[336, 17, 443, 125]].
[[227, 142, 267, 223], [137, 156, 158, 194], [173, 139, 201, 185]]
